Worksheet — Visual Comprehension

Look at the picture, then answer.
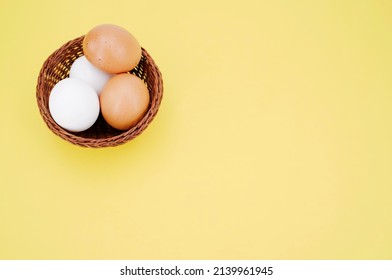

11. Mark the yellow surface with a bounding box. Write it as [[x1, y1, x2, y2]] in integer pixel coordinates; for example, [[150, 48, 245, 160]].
[[1, 0, 392, 260]]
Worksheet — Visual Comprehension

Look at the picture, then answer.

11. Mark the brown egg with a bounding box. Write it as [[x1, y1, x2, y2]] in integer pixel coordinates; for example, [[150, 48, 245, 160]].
[[83, 24, 142, 74], [100, 73, 150, 130]]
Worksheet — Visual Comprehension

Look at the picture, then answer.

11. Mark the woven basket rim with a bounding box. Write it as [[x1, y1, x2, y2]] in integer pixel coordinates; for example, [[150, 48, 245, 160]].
[[36, 35, 163, 148]]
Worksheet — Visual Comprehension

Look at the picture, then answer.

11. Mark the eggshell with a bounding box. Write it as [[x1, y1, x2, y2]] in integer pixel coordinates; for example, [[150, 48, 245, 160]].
[[69, 55, 113, 95], [49, 78, 100, 132], [100, 74, 150, 130], [83, 24, 142, 74]]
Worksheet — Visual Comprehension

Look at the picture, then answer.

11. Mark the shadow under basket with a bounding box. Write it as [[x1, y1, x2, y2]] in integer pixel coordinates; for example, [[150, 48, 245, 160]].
[[36, 36, 163, 148]]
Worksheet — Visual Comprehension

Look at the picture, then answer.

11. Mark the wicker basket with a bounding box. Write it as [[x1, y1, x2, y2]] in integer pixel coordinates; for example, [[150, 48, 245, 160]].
[[36, 36, 163, 148]]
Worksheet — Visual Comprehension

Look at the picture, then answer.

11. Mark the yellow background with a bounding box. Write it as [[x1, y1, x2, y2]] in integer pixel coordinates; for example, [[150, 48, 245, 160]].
[[1, 0, 392, 259]]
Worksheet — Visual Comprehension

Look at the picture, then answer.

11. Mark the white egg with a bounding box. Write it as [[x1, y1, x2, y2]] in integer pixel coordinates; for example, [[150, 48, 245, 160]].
[[49, 78, 100, 132], [69, 56, 113, 95]]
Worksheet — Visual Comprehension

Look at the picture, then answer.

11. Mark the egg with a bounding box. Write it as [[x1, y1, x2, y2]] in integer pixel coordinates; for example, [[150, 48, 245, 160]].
[[83, 24, 142, 74], [49, 78, 100, 132], [69, 55, 113, 95], [100, 73, 150, 130]]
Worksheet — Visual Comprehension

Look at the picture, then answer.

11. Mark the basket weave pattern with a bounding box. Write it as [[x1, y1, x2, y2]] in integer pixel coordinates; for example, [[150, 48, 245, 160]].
[[36, 36, 163, 148]]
